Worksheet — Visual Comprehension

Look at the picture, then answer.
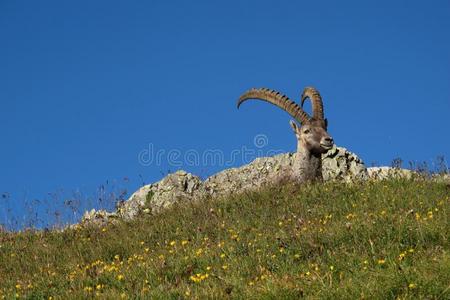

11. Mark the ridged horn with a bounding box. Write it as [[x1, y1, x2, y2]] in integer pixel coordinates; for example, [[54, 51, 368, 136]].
[[237, 88, 311, 125], [300, 87, 324, 120]]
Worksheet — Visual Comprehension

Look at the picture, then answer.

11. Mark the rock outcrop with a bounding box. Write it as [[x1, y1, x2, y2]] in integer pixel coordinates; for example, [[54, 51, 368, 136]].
[[118, 171, 203, 220], [81, 209, 118, 227], [366, 167, 414, 180], [322, 146, 368, 181], [80, 146, 368, 226]]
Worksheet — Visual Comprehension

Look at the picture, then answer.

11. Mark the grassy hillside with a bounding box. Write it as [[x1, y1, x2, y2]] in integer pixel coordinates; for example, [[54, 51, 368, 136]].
[[0, 179, 449, 299]]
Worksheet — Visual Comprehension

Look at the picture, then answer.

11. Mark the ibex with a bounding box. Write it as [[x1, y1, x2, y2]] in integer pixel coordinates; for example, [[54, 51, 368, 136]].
[[237, 87, 334, 182]]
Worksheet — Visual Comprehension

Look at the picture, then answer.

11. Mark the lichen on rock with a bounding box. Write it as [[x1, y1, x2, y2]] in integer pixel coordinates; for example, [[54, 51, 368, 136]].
[[118, 170, 203, 220], [322, 146, 368, 181]]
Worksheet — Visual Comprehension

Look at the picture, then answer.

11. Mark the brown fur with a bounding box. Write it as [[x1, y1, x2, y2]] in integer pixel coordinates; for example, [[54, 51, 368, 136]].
[[290, 120, 333, 182]]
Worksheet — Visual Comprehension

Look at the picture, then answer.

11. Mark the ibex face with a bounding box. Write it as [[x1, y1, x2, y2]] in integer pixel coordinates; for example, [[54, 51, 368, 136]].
[[290, 119, 333, 156]]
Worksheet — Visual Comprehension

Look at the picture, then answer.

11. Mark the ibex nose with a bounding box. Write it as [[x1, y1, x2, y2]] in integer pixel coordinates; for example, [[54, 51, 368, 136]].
[[324, 136, 333, 144]]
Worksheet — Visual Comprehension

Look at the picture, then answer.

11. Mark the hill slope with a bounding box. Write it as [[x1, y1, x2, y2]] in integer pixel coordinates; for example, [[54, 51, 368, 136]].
[[0, 179, 449, 299]]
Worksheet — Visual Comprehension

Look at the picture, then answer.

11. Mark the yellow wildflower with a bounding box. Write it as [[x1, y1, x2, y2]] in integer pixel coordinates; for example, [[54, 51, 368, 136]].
[[189, 273, 209, 283]]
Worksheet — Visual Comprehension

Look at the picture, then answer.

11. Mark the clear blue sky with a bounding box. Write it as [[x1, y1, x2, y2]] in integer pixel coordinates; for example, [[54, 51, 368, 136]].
[[1, 1, 449, 228]]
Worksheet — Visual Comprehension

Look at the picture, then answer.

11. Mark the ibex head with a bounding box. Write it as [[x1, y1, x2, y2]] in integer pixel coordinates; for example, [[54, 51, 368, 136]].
[[237, 87, 334, 157]]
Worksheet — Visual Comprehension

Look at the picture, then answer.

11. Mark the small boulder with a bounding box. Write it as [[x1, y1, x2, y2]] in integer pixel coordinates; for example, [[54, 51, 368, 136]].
[[80, 209, 118, 227], [367, 167, 414, 180], [322, 146, 368, 181], [118, 170, 203, 220]]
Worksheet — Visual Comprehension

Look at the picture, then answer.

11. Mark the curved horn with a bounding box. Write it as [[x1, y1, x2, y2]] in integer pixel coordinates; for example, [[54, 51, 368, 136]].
[[300, 87, 324, 120], [237, 88, 311, 125]]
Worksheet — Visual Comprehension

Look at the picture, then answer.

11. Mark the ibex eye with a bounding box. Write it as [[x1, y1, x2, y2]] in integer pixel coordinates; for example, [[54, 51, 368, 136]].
[[304, 129, 310, 134]]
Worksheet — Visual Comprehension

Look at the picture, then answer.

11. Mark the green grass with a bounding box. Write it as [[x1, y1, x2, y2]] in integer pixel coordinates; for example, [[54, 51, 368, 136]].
[[0, 179, 449, 299]]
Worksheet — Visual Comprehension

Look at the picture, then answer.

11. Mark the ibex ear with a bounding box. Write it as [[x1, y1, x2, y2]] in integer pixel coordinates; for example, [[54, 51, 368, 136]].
[[289, 120, 301, 135]]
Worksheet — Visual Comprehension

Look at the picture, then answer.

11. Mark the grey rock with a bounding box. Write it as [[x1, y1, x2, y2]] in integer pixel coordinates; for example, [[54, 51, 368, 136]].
[[80, 209, 118, 227], [367, 167, 414, 180], [322, 146, 368, 181], [203, 153, 295, 197], [118, 170, 203, 220], [80, 146, 368, 226]]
